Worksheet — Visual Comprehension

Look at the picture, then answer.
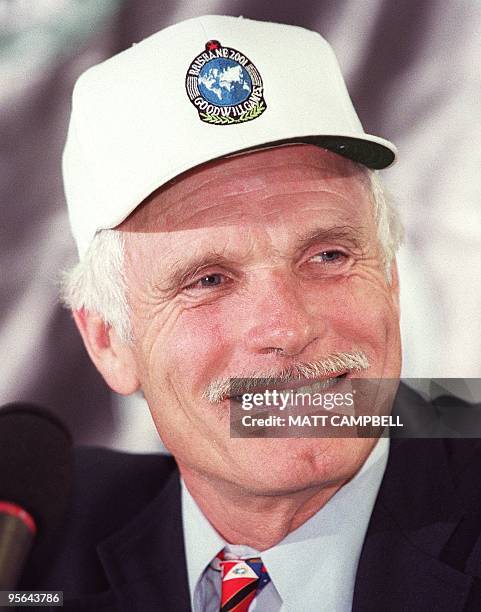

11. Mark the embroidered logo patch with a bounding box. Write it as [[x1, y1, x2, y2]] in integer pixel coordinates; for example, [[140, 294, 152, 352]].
[[185, 40, 266, 125]]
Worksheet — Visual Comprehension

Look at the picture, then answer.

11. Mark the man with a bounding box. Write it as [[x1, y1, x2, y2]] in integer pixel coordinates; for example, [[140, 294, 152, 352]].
[[23, 15, 481, 611]]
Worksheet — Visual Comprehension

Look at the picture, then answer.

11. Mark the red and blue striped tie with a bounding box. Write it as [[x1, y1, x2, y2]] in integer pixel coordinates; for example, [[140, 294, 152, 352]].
[[216, 551, 270, 612]]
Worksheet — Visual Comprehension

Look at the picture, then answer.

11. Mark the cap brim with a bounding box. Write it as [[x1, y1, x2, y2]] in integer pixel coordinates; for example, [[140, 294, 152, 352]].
[[237, 134, 396, 170]]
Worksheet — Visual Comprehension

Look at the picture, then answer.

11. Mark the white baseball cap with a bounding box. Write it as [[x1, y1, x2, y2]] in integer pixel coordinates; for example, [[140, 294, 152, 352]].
[[63, 15, 397, 258]]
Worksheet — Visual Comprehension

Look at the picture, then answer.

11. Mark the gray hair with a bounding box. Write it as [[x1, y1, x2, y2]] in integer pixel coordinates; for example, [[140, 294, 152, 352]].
[[61, 168, 403, 342], [60, 230, 132, 341]]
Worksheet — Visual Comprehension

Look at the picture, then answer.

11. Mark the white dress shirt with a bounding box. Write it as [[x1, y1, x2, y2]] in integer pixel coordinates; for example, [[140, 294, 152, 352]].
[[182, 437, 389, 612]]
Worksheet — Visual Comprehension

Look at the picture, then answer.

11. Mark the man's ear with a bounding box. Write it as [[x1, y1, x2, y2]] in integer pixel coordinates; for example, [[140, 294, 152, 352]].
[[389, 259, 400, 318], [73, 309, 140, 395]]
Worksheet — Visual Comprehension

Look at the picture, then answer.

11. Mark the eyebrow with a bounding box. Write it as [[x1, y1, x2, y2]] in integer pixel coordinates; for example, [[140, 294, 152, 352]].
[[294, 225, 366, 255], [156, 250, 237, 296], [157, 224, 366, 295]]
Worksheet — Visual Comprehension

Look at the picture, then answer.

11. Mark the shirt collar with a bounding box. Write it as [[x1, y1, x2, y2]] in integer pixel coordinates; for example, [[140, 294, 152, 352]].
[[181, 436, 389, 609], [181, 478, 225, 600]]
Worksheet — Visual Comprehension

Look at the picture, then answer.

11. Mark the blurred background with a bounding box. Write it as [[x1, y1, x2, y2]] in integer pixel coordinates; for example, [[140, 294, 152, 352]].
[[1, 0, 480, 450]]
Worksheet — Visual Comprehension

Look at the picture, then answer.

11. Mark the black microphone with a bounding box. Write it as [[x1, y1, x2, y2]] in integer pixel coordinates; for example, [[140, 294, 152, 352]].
[[0, 403, 72, 589]]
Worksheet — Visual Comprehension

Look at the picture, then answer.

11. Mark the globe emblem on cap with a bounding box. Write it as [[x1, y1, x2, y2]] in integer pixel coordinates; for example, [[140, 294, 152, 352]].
[[198, 58, 252, 107], [185, 40, 266, 125]]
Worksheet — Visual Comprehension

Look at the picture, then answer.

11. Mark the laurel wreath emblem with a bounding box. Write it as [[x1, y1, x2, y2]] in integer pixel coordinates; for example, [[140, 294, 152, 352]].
[[200, 102, 266, 125]]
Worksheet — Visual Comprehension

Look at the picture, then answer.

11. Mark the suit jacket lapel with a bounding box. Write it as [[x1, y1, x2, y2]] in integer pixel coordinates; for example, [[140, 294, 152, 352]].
[[96, 468, 191, 612], [353, 438, 474, 611]]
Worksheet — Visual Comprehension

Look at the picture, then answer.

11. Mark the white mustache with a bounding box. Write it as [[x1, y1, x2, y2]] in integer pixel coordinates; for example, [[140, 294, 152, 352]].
[[203, 351, 370, 403]]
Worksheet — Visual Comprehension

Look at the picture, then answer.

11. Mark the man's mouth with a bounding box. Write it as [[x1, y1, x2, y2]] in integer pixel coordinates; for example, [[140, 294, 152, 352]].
[[229, 372, 348, 404]]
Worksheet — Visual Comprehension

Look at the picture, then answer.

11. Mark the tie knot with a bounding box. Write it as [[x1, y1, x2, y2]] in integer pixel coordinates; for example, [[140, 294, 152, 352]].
[[215, 551, 270, 612]]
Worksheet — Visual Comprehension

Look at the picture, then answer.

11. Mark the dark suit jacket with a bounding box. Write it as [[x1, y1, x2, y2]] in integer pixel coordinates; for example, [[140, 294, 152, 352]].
[[20, 386, 481, 611]]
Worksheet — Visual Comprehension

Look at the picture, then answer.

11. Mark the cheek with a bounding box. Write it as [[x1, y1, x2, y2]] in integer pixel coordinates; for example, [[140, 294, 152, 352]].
[[309, 274, 400, 356], [159, 304, 234, 396]]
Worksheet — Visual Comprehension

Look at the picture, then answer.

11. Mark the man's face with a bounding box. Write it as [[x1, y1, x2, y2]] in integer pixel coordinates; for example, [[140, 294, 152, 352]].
[[120, 145, 401, 495]]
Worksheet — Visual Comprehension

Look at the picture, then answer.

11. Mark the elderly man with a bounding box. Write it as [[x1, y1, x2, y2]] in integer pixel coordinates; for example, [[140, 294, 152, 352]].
[[24, 15, 481, 612]]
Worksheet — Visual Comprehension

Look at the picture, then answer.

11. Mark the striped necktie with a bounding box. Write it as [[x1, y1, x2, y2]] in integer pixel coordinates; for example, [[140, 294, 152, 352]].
[[216, 551, 270, 612]]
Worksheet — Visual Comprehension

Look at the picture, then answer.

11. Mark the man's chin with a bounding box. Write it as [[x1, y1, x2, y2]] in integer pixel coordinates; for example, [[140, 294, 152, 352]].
[[222, 437, 376, 496]]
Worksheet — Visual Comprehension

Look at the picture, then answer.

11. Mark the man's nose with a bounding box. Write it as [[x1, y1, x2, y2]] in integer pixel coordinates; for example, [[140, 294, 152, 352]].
[[244, 273, 321, 358]]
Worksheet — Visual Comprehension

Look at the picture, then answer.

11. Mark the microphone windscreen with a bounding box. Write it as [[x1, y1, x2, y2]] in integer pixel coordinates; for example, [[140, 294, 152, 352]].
[[0, 403, 73, 566]]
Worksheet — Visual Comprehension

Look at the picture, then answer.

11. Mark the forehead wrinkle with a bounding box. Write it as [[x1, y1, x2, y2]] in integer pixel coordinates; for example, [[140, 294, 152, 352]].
[[172, 162, 365, 200], [125, 191, 371, 247], [122, 149, 368, 233], [160, 166, 335, 217], [259, 182, 368, 202], [168, 176, 370, 232]]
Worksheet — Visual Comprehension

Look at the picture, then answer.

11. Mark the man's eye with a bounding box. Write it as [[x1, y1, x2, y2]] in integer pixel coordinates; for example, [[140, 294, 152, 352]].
[[188, 274, 225, 289], [310, 250, 346, 264]]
